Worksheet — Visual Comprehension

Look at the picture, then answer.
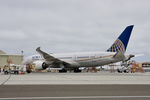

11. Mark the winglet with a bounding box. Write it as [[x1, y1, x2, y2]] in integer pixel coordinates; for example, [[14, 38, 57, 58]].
[[36, 47, 48, 59], [35, 47, 70, 66], [36, 47, 41, 52]]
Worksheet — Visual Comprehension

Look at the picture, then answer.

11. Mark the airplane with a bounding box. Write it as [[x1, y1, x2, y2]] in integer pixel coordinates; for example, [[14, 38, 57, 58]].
[[23, 25, 135, 73]]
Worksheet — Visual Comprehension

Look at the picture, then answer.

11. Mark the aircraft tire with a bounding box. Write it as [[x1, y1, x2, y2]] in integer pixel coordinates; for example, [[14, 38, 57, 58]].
[[59, 69, 67, 73], [74, 68, 82, 73], [26, 70, 31, 73]]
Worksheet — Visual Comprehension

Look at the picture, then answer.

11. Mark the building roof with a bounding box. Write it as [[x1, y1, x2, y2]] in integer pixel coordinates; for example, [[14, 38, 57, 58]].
[[142, 62, 150, 64], [0, 50, 6, 54]]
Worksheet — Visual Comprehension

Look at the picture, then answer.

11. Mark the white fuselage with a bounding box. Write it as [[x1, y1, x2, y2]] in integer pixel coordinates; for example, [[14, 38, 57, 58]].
[[23, 51, 125, 68], [22, 25, 134, 70]]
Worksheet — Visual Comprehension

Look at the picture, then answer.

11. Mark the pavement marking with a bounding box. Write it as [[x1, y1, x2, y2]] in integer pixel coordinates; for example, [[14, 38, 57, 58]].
[[1, 73, 11, 85], [1, 96, 150, 100]]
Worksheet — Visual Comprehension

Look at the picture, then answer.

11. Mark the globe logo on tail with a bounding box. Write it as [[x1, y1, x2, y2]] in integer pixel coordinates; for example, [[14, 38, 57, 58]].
[[107, 39, 125, 53], [107, 25, 134, 53]]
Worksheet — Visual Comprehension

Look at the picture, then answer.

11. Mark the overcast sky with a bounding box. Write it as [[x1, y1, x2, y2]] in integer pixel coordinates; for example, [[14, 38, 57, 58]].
[[0, 0, 150, 62]]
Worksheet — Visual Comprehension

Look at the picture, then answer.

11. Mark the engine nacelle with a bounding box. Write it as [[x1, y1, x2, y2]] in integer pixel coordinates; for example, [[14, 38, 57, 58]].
[[33, 61, 49, 70]]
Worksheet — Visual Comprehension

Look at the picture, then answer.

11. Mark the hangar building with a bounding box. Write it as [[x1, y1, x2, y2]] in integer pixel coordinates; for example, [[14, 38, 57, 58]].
[[0, 50, 23, 67], [142, 62, 150, 67]]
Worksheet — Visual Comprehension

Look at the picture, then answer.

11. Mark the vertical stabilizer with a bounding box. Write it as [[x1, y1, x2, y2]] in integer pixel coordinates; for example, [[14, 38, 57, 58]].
[[107, 25, 134, 53]]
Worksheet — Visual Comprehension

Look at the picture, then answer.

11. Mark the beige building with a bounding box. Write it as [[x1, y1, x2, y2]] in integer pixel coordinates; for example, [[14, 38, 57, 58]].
[[142, 62, 150, 67], [0, 50, 23, 67]]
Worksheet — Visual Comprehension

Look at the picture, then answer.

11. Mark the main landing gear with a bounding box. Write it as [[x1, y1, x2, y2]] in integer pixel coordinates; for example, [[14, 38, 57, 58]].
[[73, 68, 82, 73], [58, 68, 82, 73], [59, 68, 67, 73]]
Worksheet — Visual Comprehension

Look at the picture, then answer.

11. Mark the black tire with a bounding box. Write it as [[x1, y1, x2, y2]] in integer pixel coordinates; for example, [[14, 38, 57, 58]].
[[27, 70, 31, 73], [59, 69, 67, 73], [5, 71, 8, 75], [117, 69, 122, 73], [74, 68, 82, 73]]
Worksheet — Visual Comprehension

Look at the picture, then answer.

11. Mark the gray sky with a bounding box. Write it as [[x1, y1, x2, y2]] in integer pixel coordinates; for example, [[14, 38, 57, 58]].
[[0, 0, 150, 62]]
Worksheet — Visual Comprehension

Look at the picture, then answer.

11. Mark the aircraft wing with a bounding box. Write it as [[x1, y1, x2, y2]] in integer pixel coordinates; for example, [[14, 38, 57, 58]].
[[36, 47, 70, 66]]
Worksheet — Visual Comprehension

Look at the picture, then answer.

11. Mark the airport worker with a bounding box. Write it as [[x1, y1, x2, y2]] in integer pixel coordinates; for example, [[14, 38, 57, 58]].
[[3, 65, 9, 74], [17, 66, 19, 74], [20, 67, 25, 74], [26, 65, 32, 73]]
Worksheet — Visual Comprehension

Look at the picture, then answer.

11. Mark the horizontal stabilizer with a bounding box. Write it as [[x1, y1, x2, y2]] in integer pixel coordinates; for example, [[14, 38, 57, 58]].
[[113, 50, 125, 59]]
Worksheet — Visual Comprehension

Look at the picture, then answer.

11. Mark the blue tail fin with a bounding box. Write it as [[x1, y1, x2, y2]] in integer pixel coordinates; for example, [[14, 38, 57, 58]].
[[107, 25, 134, 53]]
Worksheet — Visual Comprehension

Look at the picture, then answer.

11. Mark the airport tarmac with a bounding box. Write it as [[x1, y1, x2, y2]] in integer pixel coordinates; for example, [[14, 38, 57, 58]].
[[1, 72, 150, 100], [1, 71, 150, 85], [0, 85, 150, 100]]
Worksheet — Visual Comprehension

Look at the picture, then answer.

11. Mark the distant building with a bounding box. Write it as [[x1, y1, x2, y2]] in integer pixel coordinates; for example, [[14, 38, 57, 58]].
[[142, 62, 150, 67], [0, 50, 6, 54], [0, 50, 23, 67]]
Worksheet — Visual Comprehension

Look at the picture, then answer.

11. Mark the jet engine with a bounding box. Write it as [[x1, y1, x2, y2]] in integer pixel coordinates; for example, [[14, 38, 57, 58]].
[[33, 61, 49, 70]]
